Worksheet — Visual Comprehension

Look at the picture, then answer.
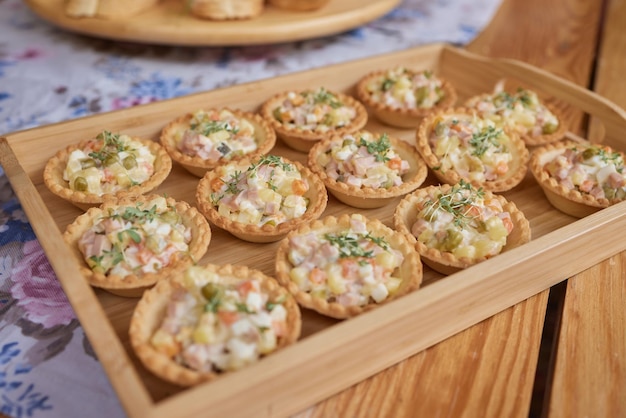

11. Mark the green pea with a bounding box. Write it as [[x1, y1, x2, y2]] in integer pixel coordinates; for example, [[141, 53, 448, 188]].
[[104, 155, 119, 167], [74, 177, 88, 192], [582, 148, 598, 160], [201, 282, 223, 301], [443, 229, 463, 251], [123, 155, 137, 170], [160, 210, 181, 225], [542, 123, 558, 134], [272, 107, 283, 122], [80, 158, 96, 169], [415, 86, 429, 105]]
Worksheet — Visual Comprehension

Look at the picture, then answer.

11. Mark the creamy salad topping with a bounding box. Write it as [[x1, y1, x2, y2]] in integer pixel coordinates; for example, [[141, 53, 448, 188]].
[[544, 144, 626, 200], [64, 131, 156, 195], [150, 266, 289, 372], [468, 89, 560, 137], [286, 215, 404, 307], [411, 181, 513, 261], [78, 197, 191, 277], [366, 67, 445, 109], [317, 132, 410, 189], [429, 113, 514, 182], [271, 87, 357, 132], [177, 109, 258, 162], [210, 155, 309, 226]]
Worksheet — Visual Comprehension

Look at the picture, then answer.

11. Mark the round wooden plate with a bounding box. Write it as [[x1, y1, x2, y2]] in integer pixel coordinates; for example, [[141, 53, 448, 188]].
[[24, 0, 401, 46]]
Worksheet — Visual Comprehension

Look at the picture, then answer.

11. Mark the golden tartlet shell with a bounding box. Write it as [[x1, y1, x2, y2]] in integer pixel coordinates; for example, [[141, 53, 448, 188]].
[[464, 93, 568, 147], [355, 69, 457, 128], [129, 263, 301, 387], [260, 89, 368, 152], [63, 194, 211, 297], [529, 140, 626, 218], [43, 136, 172, 211], [160, 108, 276, 177], [267, 0, 330, 11], [307, 132, 429, 208], [415, 107, 530, 192], [189, 0, 264, 20], [275, 213, 423, 319], [196, 155, 328, 243], [393, 184, 531, 275]]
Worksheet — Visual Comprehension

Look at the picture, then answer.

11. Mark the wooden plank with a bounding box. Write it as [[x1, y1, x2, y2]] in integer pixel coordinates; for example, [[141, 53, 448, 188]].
[[548, 0, 626, 416], [295, 0, 606, 416]]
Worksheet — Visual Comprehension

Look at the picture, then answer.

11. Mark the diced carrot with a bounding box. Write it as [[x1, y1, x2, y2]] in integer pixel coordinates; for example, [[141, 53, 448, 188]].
[[341, 259, 358, 278], [502, 217, 514, 234], [309, 267, 326, 284], [237, 280, 256, 298], [495, 161, 509, 175], [291, 179, 308, 195], [387, 157, 402, 171], [218, 311, 240, 326], [464, 205, 482, 219]]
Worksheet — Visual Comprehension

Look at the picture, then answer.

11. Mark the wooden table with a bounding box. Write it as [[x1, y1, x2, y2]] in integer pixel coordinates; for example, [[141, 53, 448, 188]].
[[297, 0, 626, 416]]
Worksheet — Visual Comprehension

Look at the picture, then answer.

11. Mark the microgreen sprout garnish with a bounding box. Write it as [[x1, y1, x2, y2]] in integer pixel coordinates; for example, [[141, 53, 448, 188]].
[[210, 170, 243, 205], [381, 78, 395, 92], [89, 131, 126, 163], [191, 119, 239, 137], [250, 155, 293, 173], [581, 146, 624, 172], [115, 204, 159, 223], [323, 231, 389, 259], [423, 69, 433, 79], [311, 87, 342, 109], [469, 126, 503, 157], [359, 133, 391, 162], [422, 180, 485, 228]]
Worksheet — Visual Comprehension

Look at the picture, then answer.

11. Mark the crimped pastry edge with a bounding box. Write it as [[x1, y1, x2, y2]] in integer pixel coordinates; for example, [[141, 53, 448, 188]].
[[274, 213, 423, 319], [355, 68, 457, 129], [415, 107, 530, 193], [128, 263, 301, 387], [307, 131, 428, 208], [160, 108, 276, 178], [393, 184, 531, 276], [63, 194, 211, 297], [43, 135, 172, 211], [259, 89, 368, 152], [195, 155, 328, 243]]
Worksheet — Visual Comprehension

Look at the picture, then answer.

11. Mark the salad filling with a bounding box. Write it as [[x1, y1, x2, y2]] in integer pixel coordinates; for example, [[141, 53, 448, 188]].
[[543, 144, 626, 200], [285, 215, 405, 307], [177, 109, 258, 162], [210, 155, 310, 226], [317, 132, 410, 189], [150, 266, 289, 372], [410, 181, 513, 261], [64, 131, 156, 195], [78, 196, 191, 277], [365, 67, 445, 109]]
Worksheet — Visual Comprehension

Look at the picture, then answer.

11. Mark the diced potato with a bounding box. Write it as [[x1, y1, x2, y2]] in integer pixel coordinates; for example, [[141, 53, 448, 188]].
[[327, 265, 346, 295], [289, 267, 310, 290], [375, 251, 398, 270], [258, 330, 278, 354], [453, 245, 476, 260], [192, 325, 216, 344], [385, 277, 403, 294], [486, 217, 508, 241]]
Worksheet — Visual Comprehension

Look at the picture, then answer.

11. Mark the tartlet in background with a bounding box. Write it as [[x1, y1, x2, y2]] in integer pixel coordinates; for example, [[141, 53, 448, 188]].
[[63, 194, 211, 297], [465, 88, 567, 147], [160, 108, 276, 177], [188, 0, 264, 20], [356, 67, 457, 128], [43, 130, 172, 211], [415, 107, 529, 193], [275, 213, 423, 319], [129, 263, 301, 386], [260, 86, 368, 152], [307, 130, 428, 208]]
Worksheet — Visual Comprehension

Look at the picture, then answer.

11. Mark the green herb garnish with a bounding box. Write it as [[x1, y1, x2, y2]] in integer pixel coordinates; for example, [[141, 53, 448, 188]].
[[469, 126, 503, 157], [422, 180, 484, 228], [359, 133, 391, 162]]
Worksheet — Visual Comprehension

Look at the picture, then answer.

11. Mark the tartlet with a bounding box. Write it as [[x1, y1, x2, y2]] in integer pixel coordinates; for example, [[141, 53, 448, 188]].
[[307, 130, 428, 208], [196, 154, 327, 243], [160, 108, 276, 177], [530, 140, 626, 218], [260, 87, 368, 152], [415, 107, 529, 192], [465, 88, 567, 146], [355, 67, 457, 128], [275, 213, 423, 319], [188, 0, 264, 20], [43, 130, 172, 210], [394, 181, 531, 275], [129, 263, 301, 387], [63, 194, 211, 297]]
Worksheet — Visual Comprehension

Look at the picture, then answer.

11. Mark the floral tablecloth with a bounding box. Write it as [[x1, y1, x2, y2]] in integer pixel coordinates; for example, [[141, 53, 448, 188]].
[[0, 0, 502, 416]]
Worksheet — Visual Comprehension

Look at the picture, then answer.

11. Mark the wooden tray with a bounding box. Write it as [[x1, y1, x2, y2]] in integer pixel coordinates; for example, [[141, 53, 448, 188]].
[[23, 0, 400, 46], [3, 43, 626, 418]]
